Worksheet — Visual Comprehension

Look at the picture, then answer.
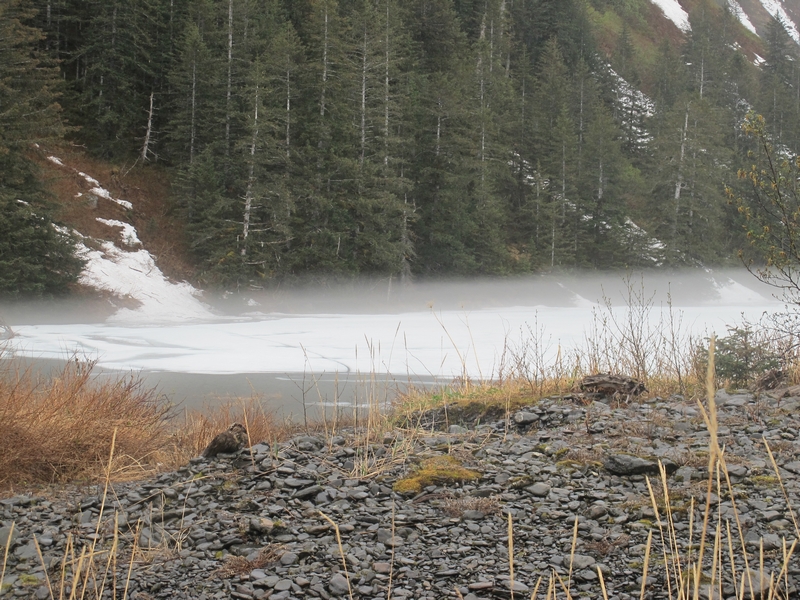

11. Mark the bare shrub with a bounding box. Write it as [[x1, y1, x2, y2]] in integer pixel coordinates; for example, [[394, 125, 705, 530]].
[[0, 359, 172, 488]]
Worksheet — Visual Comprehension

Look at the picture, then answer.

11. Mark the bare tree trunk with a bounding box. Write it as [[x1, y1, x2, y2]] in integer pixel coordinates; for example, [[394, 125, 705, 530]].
[[673, 107, 689, 243], [190, 55, 196, 163], [141, 91, 155, 162], [384, 0, 390, 169], [360, 26, 367, 167], [225, 0, 233, 156], [320, 2, 328, 117], [241, 85, 259, 256], [286, 67, 291, 158], [435, 99, 442, 156]]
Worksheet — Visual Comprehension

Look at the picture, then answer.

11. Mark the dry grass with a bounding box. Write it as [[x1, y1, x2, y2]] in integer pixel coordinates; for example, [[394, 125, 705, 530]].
[[213, 545, 284, 578], [0, 358, 172, 489], [0, 358, 291, 492], [169, 398, 288, 465]]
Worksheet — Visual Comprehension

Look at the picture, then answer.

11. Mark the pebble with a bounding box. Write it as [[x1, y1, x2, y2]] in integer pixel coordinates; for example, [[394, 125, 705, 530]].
[[1, 393, 799, 599]]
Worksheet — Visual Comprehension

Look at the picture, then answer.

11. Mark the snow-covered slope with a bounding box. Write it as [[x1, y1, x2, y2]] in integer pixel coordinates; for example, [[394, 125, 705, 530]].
[[47, 154, 215, 323], [651, 0, 692, 32], [646, 0, 800, 46]]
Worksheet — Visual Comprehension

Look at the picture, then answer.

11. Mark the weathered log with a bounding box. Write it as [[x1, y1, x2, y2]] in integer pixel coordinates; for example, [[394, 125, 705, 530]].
[[752, 369, 786, 392], [578, 373, 646, 397]]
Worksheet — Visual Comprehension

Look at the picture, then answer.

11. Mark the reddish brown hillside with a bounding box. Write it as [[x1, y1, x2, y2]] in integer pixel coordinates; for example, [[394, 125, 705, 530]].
[[33, 146, 195, 284]]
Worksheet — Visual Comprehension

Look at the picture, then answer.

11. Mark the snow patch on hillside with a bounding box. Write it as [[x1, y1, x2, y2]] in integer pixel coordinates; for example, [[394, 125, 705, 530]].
[[96, 218, 141, 246], [760, 0, 800, 43], [728, 0, 758, 34], [77, 239, 213, 323], [650, 0, 691, 32], [47, 154, 215, 323]]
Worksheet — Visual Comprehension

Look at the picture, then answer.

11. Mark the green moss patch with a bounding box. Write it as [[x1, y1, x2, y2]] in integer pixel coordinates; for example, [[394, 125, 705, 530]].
[[393, 455, 481, 494]]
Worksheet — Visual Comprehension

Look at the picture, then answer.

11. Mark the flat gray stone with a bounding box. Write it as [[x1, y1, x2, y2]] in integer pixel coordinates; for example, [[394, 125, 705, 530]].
[[329, 572, 351, 596]]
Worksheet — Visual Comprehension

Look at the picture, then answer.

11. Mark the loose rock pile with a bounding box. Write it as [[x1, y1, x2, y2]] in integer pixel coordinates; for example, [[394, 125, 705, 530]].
[[2, 389, 800, 599]]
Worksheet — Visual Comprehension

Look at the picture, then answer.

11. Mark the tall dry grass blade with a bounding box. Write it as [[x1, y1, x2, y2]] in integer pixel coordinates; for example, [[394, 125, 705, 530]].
[[318, 511, 354, 600], [552, 568, 573, 600], [58, 533, 74, 600], [639, 530, 652, 600], [67, 545, 87, 600], [659, 460, 684, 594], [97, 514, 119, 600], [508, 512, 515, 600], [760, 539, 765, 600], [725, 520, 739, 600], [718, 453, 755, 598], [695, 335, 719, 599], [763, 439, 800, 538], [33, 535, 55, 600], [0, 521, 13, 595], [387, 502, 395, 600], [240, 398, 256, 471], [772, 539, 797, 600], [529, 574, 543, 600], [645, 476, 670, 583], [121, 530, 139, 600], [566, 515, 579, 595], [597, 566, 609, 600], [709, 521, 721, 600]]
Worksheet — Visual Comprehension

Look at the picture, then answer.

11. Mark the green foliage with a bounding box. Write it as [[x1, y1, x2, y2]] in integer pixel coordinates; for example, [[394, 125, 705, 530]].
[[0, 0, 84, 296], [731, 112, 800, 303], [0, 186, 85, 297], [23, 0, 790, 286], [699, 325, 782, 388]]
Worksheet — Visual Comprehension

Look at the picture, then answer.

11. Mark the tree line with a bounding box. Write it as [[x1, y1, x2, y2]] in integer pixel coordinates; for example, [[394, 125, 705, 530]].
[[5, 0, 800, 292]]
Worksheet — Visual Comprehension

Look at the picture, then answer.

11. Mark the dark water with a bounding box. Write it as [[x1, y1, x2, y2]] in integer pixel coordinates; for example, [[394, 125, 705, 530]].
[[2, 356, 431, 422]]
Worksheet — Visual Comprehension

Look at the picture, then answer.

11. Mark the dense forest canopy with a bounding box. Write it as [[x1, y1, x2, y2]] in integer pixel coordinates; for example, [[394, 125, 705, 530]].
[[4, 0, 800, 292]]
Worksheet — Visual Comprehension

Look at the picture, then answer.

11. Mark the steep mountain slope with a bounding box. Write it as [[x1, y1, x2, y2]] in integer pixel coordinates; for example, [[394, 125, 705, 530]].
[[8, 0, 800, 296]]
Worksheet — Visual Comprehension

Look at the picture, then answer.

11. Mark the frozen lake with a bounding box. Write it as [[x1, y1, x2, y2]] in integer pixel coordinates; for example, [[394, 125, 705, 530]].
[[1, 271, 786, 416]]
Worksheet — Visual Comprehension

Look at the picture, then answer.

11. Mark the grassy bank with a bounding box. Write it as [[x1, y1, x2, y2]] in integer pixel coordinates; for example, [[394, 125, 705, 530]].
[[0, 358, 285, 492]]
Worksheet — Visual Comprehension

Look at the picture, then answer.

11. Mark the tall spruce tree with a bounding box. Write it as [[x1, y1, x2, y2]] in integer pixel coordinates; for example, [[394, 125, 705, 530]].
[[0, 0, 84, 295]]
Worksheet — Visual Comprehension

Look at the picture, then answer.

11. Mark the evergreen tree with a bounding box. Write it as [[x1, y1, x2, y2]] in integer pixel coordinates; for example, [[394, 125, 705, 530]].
[[0, 0, 84, 295]]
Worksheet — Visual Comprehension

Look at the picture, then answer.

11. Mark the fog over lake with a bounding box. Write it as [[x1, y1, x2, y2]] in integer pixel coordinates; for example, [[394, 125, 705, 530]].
[[0, 270, 785, 416]]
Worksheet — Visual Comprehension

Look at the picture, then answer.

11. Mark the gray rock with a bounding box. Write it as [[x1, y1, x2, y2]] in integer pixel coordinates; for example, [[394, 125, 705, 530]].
[[329, 572, 351, 596], [526, 482, 551, 497], [514, 412, 538, 424], [604, 454, 659, 475]]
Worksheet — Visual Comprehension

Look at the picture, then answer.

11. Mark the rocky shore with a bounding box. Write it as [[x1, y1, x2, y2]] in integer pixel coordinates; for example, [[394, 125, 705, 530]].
[[2, 388, 800, 600]]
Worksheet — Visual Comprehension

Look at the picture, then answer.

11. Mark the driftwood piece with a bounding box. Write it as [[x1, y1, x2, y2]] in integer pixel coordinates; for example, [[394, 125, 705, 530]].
[[752, 369, 786, 392], [578, 373, 646, 397]]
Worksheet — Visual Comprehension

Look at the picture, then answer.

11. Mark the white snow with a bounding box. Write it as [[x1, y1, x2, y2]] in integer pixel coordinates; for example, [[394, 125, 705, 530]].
[[77, 239, 213, 323], [760, 0, 800, 44], [96, 218, 141, 246], [728, 0, 758, 34], [650, 0, 691, 32], [88, 186, 133, 210], [47, 156, 64, 166], [78, 172, 101, 187], [11, 276, 781, 379]]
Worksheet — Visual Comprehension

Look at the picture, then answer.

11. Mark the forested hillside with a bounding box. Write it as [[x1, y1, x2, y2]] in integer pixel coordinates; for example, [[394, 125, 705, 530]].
[[5, 0, 800, 291]]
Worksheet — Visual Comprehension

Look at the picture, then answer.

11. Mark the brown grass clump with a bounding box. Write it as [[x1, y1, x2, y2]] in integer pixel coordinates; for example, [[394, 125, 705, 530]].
[[0, 358, 292, 491], [442, 494, 502, 518], [213, 545, 284, 578], [0, 359, 172, 489]]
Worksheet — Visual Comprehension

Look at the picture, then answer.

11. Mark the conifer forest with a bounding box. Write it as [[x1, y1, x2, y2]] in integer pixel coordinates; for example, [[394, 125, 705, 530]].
[[3, 0, 800, 291]]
